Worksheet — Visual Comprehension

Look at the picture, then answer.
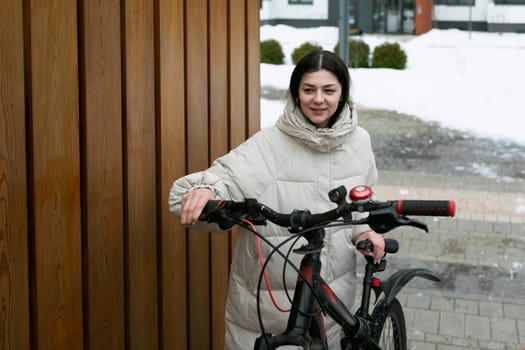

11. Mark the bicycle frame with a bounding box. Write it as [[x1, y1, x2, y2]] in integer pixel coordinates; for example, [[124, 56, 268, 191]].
[[254, 228, 361, 349], [253, 227, 440, 350]]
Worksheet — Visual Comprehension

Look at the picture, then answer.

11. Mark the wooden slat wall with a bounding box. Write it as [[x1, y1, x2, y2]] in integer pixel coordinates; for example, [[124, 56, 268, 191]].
[[0, 1, 30, 349], [29, 1, 84, 348], [0, 0, 260, 349], [80, 1, 125, 349], [157, 0, 187, 348], [209, 0, 230, 347]]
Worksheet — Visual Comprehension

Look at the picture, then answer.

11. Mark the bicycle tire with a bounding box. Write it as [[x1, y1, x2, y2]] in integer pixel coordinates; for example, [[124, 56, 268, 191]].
[[370, 298, 407, 350]]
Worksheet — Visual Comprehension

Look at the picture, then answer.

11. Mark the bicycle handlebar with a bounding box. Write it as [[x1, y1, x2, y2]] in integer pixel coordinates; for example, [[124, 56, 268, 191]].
[[199, 186, 455, 233], [197, 186, 455, 349]]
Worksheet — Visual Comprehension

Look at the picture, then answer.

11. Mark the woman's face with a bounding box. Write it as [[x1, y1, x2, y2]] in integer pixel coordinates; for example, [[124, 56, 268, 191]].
[[297, 69, 342, 128]]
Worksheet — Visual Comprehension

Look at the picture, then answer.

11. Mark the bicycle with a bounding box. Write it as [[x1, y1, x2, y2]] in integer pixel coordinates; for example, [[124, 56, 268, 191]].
[[199, 184, 455, 349]]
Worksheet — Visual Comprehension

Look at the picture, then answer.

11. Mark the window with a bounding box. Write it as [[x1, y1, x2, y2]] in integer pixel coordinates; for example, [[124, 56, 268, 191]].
[[289, 0, 314, 4], [434, 0, 475, 5], [494, 0, 525, 4]]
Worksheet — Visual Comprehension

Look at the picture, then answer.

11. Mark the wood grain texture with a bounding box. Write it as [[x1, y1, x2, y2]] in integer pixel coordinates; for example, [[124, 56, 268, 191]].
[[246, 0, 261, 138], [229, 0, 247, 150], [1, 1, 259, 348], [79, 0, 125, 348], [186, 0, 211, 348], [28, 0, 83, 348], [123, 0, 158, 349], [0, 0, 30, 349], [209, 0, 230, 348], [157, 0, 187, 348]]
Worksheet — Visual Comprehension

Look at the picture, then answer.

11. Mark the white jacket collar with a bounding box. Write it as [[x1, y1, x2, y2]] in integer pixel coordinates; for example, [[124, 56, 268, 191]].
[[275, 97, 358, 152]]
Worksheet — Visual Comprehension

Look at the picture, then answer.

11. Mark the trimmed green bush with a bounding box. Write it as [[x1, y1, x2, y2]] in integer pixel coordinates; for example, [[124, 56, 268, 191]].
[[371, 42, 407, 69], [260, 39, 285, 65], [334, 39, 370, 68], [291, 42, 323, 65]]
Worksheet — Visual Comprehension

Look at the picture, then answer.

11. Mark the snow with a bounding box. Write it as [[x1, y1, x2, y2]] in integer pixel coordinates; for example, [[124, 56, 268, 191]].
[[260, 25, 525, 145]]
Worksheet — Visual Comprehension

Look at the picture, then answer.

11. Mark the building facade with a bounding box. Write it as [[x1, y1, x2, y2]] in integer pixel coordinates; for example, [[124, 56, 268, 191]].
[[260, 0, 525, 33]]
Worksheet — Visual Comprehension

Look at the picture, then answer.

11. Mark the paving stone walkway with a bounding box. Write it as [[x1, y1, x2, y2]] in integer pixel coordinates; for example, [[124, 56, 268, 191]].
[[367, 170, 525, 350]]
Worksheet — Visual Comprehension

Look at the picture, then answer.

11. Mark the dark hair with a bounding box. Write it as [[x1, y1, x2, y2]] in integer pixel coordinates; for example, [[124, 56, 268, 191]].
[[289, 50, 351, 126]]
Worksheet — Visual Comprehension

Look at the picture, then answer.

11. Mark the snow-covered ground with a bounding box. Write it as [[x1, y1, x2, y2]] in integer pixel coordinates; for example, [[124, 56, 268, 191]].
[[260, 25, 525, 145]]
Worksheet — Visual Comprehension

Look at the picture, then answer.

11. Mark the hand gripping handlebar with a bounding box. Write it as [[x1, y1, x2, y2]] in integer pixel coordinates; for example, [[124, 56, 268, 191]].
[[199, 186, 455, 233]]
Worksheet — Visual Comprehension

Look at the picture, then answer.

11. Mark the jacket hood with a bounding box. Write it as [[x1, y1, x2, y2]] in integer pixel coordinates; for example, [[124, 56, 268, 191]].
[[275, 96, 358, 152]]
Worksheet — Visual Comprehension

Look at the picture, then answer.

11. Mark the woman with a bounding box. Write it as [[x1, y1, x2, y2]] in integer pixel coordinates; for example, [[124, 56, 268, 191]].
[[169, 50, 385, 349]]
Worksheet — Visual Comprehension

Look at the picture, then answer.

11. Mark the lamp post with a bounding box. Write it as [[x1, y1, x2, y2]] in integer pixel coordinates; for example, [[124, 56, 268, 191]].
[[339, 0, 349, 66], [468, 0, 473, 40]]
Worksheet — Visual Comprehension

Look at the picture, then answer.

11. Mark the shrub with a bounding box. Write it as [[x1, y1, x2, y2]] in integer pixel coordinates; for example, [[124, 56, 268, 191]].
[[333, 39, 370, 68], [291, 42, 323, 65], [260, 39, 285, 65], [371, 42, 407, 69]]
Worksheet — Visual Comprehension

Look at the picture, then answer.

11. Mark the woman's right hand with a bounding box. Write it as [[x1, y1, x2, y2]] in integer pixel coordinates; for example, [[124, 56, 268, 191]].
[[180, 188, 215, 225]]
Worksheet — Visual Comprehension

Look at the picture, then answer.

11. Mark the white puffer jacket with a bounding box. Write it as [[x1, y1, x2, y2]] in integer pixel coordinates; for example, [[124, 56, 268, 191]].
[[169, 97, 378, 349]]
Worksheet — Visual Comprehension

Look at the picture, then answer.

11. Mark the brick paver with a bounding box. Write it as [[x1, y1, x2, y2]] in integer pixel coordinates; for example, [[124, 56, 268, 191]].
[[369, 170, 525, 349]]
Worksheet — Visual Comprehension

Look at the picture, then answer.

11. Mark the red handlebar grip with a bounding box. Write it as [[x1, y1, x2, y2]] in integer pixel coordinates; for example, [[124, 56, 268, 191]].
[[396, 200, 456, 217]]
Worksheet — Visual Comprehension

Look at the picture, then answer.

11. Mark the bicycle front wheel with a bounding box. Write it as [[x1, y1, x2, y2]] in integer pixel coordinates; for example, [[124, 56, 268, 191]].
[[372, 298, 407, 350]]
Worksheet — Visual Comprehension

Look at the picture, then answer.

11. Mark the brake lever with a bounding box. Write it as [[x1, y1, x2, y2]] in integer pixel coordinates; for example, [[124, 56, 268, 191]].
[[245, 214, 267, 226], [202, 209, 237, 230], [398, 216, 428, 232], [367, 208, 429, 233]]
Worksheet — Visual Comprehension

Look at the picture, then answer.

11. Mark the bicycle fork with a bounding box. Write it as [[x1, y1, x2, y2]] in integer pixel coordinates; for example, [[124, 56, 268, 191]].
[[361, 256, 441, 311]]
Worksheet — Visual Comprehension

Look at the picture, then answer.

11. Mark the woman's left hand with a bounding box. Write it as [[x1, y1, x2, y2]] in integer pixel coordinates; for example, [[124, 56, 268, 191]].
[[355, 231, 385, 264]]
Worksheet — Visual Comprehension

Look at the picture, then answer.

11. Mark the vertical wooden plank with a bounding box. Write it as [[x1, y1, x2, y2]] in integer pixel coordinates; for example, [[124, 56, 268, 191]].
[[79, 0, 125, 349], [28, 0, 83, 349], [229, 0, 247, 149], [227, 0, 246, 253], [157, 0, 187, 349], [226, 0, 247, 256], [0, 1, 30, 349], [185, 0, 210, 348], [246, 0, 261, 137], [123, 0, 158, 348], [209, 0, 229, 348]]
